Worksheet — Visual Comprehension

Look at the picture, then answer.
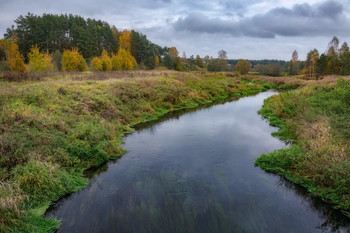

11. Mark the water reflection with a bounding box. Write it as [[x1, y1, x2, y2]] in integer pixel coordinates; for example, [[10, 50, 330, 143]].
[[46, 91, 350, 233]]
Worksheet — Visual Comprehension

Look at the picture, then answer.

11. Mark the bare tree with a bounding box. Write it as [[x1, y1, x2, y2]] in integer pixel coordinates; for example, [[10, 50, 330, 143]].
[[218, 50, 227, 59]]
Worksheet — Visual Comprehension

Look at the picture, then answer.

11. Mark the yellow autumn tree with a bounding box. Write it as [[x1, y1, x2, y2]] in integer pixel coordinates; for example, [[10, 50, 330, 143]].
[[28, 45, 54, 72], [101, 49, 112, 71], [155, 55, 160, 67], [61, 48, 88, 71], [169, 47, 179, 61], [119, 30, 132, 52], [91, 57, 103, 71], [111, 49, 137, 70], [0, 39, 13, 60], [7, 43, 26, 72]]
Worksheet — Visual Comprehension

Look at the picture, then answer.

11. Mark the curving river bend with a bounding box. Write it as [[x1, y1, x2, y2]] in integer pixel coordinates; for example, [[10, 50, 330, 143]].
[[46, 91, 350, 233]]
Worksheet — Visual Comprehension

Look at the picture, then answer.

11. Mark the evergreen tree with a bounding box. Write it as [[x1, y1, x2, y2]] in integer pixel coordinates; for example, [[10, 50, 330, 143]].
[[339, 42, 350, 75]]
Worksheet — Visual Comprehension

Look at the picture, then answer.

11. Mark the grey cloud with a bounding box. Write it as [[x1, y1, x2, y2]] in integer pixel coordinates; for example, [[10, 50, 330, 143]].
[[174, 0, 349, 38], [174, 14, 241, 36], [221, 0, 260, 16]]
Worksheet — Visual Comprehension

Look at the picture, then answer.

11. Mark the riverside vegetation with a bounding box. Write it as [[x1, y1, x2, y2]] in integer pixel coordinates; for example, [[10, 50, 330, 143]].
[[256, 76, 350, 217], [0, 71, 290, 232], [1, 70, 349, 232]]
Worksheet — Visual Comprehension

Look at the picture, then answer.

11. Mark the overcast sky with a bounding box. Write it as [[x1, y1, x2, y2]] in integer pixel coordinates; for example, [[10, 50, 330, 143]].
[[1, 0, 349, 60]]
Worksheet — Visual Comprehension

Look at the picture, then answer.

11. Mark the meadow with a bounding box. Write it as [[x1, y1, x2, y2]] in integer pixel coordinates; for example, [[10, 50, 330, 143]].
[[0, 71, 288, 232]]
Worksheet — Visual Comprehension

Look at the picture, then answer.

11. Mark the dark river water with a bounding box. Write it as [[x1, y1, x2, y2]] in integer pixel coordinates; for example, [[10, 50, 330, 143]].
[[46, 91, 350, 233]]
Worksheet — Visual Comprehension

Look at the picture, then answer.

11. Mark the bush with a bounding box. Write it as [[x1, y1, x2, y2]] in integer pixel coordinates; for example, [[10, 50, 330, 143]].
[[91, 57, 103, 71], [112, 49, 137, 70], [101, 50, 112, 71], [28, 45, 54, 72], [236, 59, 251, 75], [61, 48, 88, 72]]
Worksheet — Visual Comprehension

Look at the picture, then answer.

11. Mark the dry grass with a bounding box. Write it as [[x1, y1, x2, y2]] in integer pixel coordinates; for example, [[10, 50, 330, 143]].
[[257, 79, 350, 213]]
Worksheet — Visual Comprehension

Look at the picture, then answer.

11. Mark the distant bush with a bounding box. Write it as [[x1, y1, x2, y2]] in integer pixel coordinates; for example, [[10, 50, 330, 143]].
[[91, 57, 103, 71], [61, 48, 88, 72], [235, 59, 251, 75], [112, 49, 137, 70], [28, 45, 54, 72], [101, 50, 112, 71], [207, 59, 228, 72]]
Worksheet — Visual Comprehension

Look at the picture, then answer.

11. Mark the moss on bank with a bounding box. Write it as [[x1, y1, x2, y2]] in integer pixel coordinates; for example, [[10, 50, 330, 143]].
[[256, 78, 350, 217], [0, 71, 277, 232]]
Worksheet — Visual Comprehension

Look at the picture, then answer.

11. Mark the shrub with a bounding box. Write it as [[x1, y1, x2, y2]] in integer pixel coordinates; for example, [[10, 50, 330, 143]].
[[91, 57, 103, 71], [236, 59, 251, 75], [111, 54, 122, 70], [28, 45, 54, 72], [61, 48, 88, 72], [111, 49, 137, 70], [101, 49, 112, 71]]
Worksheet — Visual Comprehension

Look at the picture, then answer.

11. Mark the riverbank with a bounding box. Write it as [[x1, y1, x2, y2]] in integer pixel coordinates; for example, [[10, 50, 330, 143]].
[[256, 77, 350, 217], [0, 71, 289, 232]]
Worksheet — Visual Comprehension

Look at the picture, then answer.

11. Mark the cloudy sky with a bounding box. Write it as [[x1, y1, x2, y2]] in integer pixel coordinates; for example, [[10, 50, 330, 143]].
[[1, 0, 349, 60]]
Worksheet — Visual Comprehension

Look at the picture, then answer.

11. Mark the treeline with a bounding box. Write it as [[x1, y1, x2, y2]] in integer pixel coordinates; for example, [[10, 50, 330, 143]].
[[5, 13, 117, 59], [0, 13, 170, 72], [288, 36, 350, 79], [1, 13, 348, 77], [0, 13, 257, 74]]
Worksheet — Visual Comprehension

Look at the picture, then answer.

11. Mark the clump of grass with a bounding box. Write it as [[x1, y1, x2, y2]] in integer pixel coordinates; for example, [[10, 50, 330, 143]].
[[256, 78, 350, 215], [0, 181, 27, 231], [11, 160, 87, 206]]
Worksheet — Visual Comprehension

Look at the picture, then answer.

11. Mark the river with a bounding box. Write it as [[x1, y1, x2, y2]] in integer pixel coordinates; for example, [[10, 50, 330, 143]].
[[46, 91, 350, 233]]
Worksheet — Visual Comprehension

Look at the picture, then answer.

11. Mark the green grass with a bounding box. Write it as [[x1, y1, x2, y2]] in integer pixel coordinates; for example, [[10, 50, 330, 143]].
[[0, 71, 275, 232], [256, 78, 350, 217]]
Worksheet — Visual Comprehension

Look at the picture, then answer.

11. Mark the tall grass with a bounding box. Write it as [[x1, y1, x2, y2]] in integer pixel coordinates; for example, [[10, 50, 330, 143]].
[[256, 78, 350, 216], [0, 71, 271, 232]]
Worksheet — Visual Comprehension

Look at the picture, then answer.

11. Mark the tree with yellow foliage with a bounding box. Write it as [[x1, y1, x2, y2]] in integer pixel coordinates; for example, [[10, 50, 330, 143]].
[[91, 50, 112, 71], [7, 42, 26, 72], [61, 48, 88, 71], [91, 57, 103, 71], [169, 47, 179, 61], [101, 50, 112, 71], [112, 49, 137, 70], [28, 45, 54, 72], [119, 30, 132, 52], [0, 39, 13, 61], [155, 55, 160, 67]]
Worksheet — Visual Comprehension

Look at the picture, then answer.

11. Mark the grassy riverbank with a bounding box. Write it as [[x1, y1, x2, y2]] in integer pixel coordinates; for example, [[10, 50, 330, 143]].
[[256, 77, 350, 217], [0, 71, 284, 232]]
